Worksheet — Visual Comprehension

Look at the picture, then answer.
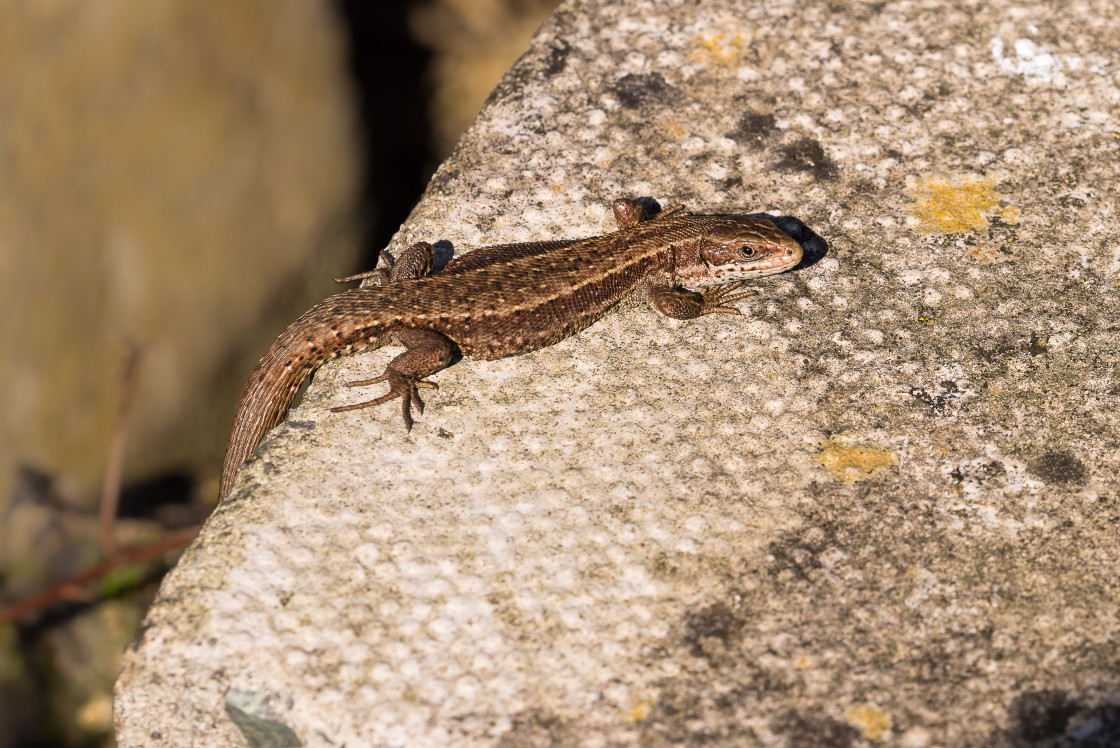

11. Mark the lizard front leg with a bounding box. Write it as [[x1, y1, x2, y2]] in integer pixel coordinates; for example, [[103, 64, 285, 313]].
[[648, 282, 757, 319], [330, 327, 455, 431]]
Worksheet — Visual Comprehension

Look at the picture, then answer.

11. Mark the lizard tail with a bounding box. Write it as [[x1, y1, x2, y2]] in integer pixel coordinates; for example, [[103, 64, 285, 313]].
[[218, 291, 385, 499]]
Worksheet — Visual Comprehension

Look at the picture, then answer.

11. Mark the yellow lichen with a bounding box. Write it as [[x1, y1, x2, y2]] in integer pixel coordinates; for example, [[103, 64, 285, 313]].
[[625, 696, 653, 722], [660, 119, 689, 139], [845, 703, 893, 740], [908, 175, 1003, 233], [691, 30, 751, 66], [817, 439, 897, 483], [967, 241, 1001, 263]]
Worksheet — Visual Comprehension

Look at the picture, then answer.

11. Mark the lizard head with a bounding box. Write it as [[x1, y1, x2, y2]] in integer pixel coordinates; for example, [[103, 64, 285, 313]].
[[683, 217, 803, 284]]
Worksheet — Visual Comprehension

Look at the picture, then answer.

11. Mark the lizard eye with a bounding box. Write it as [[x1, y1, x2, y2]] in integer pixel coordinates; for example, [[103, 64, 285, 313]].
[[739, 245, 758, 258]]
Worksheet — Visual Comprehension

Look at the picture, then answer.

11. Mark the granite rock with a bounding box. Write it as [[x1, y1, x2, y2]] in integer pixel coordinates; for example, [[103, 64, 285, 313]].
[[115, 0, 1120, 745]]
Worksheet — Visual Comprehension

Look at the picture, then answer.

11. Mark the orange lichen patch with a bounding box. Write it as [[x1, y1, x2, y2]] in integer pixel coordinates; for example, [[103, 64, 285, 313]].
[[908, 175, 1003, 233], [659, 119, 689, 139], [845, 703, 893, 740], [691, 30, 751, 66], [968, 241, 1001, 263], [625, 696, 653, 722], [817, 439, 897, 483]]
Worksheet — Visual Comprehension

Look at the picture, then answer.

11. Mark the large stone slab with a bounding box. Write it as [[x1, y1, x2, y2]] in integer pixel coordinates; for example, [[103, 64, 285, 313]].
[[115, 0, 1120, 745]]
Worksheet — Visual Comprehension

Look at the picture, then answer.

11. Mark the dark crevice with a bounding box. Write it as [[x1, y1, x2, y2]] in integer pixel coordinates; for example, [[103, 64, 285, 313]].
[[334, 1, 439, 268]]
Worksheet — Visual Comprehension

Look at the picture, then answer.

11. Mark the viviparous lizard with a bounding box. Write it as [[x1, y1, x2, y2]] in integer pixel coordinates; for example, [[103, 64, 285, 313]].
[[219, 197, 803, 499]]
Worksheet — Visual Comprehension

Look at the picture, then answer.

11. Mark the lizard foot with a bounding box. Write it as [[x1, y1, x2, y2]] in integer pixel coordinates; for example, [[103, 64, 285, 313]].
[[699, 281, 758, 315], [330, 371, 438, 431], [333, 242, 435, 286], [612, 198, 687, 228]]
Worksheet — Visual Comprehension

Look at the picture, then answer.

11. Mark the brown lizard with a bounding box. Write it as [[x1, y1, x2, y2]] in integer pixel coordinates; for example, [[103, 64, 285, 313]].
[[219, 198, 803, 499]]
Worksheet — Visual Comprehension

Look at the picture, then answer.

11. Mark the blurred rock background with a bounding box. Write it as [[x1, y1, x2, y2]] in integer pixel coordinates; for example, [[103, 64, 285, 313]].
[[0, 1, 559, 746], [411, 0, 565, 156]]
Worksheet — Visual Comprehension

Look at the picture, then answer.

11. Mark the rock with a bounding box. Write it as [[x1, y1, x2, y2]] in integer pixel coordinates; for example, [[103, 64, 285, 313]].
[[115, 0, 1120, 745]]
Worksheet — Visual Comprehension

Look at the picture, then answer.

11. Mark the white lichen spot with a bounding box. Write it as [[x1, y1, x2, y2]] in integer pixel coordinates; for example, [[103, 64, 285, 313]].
[[901, 726, 933, 748], [806, 275, 830, 292], [684, 514, 708, 534], [862, 329, 885, 345], [991, 36, 1063, 83], [354, 542, 380, 568], [705, 161, 728, 180], [899, 269, 923, 285]]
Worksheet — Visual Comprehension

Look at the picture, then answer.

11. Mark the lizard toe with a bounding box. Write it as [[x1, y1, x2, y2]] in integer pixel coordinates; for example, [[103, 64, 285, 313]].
[[331, 369, 428, 428], [699, 282, 757, 314]]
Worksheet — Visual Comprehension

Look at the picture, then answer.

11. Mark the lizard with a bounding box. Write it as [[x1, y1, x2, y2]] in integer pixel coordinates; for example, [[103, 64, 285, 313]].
[[219, 197, 803, 499]]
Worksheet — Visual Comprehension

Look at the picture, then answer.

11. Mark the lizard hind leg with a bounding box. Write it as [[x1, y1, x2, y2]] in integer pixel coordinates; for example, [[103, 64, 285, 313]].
[[331, 369, 437, 431], [329, 327, 455, 431], [334, 241, 436, 285]]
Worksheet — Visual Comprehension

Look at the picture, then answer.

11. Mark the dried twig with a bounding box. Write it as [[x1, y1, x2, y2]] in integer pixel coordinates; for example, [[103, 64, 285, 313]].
[[0, 523, 201, 626], [98, 344, 143, 555]]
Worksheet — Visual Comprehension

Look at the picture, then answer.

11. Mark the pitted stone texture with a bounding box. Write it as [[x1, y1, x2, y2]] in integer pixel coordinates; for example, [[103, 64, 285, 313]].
[[117, 0, 1120, 746]]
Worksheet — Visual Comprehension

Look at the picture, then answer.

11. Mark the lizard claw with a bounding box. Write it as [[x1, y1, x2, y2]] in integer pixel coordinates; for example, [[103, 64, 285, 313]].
[[334, 250, 394, 285], [330, 370, 438, 431], [333, 268, 388, 285], [700, 281, 757, 315]]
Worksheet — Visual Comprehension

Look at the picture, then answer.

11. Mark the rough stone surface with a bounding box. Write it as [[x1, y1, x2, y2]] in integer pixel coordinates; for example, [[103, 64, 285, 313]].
[[115, 0, 1120, 746]]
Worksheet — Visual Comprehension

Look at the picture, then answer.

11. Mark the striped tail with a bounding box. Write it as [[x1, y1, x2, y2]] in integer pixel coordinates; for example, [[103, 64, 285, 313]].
[[218, 292, 386, 499]]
